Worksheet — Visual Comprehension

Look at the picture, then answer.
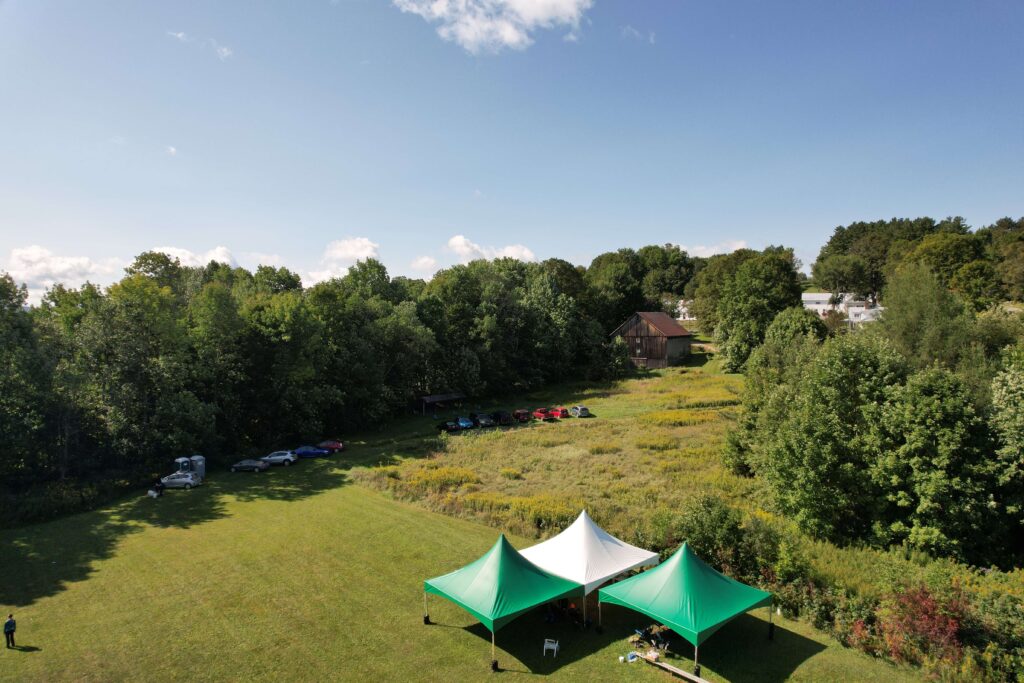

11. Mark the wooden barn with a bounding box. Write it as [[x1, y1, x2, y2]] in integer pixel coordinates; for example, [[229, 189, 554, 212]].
[[610, 312, 693, 369]]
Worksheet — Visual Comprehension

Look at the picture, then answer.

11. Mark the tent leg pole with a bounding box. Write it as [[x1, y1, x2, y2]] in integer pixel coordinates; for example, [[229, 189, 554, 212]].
[[583, 595, 587, 627], [423, 592, 430, 625], [768, 601, 775, 640], [694, 645, 700, 677], [491, 631, 498, 672]]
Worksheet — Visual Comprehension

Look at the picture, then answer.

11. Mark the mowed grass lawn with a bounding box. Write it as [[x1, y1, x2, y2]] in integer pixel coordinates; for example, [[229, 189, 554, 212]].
[[1, 456, 915, 682]]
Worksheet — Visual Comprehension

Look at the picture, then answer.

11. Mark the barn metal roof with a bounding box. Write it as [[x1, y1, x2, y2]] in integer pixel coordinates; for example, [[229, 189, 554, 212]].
[[636, 311, 692, 337]]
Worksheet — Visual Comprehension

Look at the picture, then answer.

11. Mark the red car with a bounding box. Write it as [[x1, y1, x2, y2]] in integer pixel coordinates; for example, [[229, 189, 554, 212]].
[[532, 408, 554, 421], [512, 409, 532, 423], [550, 407, 570, 419], [317, 440, 346, 453]]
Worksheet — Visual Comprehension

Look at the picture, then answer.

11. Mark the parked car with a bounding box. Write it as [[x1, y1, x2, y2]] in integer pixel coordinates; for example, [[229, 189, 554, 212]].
[[512, 409, 532, 423], [532, 407, 554, 421], [295, 445, 330, 458], [457, 416, 475, 430], [261, 450, 297, 466], [570, 405, 591, 418], [317, 440, 345, 453], [491, 411, 513, 426], [477, 414, 497, 428], [550, 407, 570, 419], [160, 472, 201, 489], [437, 420, 460, 433], [231, 458, 269, 473]]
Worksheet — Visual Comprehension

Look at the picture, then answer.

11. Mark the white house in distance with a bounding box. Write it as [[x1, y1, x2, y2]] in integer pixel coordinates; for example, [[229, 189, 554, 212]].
[[801, 292, 883, 326], [675, 299, 695, 321]]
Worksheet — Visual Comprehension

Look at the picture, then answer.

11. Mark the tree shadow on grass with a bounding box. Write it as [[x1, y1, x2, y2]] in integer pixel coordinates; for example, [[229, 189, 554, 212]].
[[630, 612, 826, 683], [0, 458, 349, 607]]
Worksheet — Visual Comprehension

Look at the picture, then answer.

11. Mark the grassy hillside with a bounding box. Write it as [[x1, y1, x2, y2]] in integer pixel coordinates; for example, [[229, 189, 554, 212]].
[[1, 458, 915, 682], [353, 358, 759, 545]]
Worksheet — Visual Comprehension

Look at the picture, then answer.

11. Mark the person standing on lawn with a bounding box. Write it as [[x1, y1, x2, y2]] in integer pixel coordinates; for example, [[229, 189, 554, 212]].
[[4, 615, 14, 648]]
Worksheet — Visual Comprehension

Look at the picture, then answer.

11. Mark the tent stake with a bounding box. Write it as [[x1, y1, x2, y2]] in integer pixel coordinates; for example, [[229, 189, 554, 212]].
[[694, 644, 700, 677]]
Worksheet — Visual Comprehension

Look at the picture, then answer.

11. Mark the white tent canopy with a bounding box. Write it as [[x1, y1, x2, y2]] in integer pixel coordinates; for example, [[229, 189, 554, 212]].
[[520, 510, 660, 594]]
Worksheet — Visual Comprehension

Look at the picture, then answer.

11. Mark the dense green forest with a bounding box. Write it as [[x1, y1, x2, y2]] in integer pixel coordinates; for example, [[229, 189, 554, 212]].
[[723, 218, 1024, 569], [2, 215, 1021, 558], [0, 244, 703, 521], [2, 216, 1023, 679]]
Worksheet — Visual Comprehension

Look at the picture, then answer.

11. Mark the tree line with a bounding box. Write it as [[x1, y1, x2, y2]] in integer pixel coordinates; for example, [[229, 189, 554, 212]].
[[718, 217, 1024, 568], [813, 215, 1024, 310], [0, 244, 702, 522]]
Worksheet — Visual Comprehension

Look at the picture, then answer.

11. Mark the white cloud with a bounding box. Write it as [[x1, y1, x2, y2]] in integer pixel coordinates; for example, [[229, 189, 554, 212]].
[[307, 237, 380, 284], [446, 234, 536, 263], [5, 246, 123, 303], [393, 0, 593, 54], [323, 237, 380, 262], [152, 246, 236, 267], [165, 145, 177, 157], [622, 25, 655, 44], [107, 135, 127, 146], [679, 240, 748, 258], [410, 255, 437, 271], [168, 30, 233, 60], [210, 39, 233, 60]]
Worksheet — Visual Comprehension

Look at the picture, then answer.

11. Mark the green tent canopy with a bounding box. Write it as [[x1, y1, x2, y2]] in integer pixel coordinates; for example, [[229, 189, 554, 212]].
[[424, 534, 583, 633], [598, 542, 772, 648]]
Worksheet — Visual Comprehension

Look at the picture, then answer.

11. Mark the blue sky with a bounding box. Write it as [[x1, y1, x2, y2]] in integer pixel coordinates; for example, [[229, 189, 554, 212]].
[[1, 0, 1022, 300]]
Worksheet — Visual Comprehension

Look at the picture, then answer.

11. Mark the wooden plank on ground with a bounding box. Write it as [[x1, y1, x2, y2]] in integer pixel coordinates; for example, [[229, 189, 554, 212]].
[[638, 652, 712, 683]]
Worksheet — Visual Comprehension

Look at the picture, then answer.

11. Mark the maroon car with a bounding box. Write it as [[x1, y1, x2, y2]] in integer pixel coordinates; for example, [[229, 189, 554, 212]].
[[317, 440, 346, 453], [512, 409, 532, 423]]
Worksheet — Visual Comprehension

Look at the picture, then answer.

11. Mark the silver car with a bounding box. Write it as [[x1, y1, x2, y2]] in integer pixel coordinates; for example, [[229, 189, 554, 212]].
[[160, 472, 201, 489], [261, 450, 297, 467]]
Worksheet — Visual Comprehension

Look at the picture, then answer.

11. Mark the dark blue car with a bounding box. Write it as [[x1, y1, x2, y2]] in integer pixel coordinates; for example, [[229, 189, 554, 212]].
[[295, 445, 330, 458]]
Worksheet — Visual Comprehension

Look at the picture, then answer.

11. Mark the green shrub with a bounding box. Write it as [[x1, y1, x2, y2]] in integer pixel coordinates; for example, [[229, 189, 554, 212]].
[[405, 466, 478, 493], [641, 409, 718, 427], [636, 435, 679, 451], [681, 398, 742, 409], [508, 494, 582, 531]]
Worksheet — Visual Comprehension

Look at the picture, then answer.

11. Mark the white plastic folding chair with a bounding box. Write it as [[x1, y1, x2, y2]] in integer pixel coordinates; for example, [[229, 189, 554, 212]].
[[543, 639, 559, 658]]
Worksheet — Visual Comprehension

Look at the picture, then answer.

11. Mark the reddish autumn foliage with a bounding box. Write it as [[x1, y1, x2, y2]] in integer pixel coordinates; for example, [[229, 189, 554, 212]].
[[879, 585, 965, 664]]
